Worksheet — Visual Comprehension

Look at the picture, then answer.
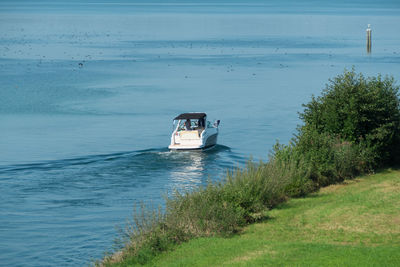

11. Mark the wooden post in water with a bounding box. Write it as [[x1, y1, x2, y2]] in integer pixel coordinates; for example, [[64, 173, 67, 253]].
[[366, 24, 372, 54]]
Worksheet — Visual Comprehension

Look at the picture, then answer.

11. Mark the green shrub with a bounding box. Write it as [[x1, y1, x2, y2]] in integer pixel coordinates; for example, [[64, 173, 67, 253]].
[[165, 183, 246, 237], [220, 161, 289, 221], [299, 68, 400, 165], [269, 142, 315, 197]]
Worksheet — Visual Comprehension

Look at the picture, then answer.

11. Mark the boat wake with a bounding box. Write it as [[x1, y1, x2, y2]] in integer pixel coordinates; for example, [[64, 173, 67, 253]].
[[0, 144, 237, 176]]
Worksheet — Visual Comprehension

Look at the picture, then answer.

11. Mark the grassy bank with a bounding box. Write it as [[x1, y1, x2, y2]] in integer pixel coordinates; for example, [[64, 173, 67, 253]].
[[99, 70, 400, 266], [140, 169, 400, 266]]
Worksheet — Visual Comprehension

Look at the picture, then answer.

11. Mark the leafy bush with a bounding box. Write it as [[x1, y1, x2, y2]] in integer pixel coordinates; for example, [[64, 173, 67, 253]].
[[291, 126, 369, 186], [165, 183, 246, 237], [269, 142, 314, 197], [299, 68, 400, 165]]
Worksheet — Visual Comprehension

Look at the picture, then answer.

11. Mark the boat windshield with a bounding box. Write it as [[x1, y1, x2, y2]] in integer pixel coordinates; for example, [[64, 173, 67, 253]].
[[175, 119, 205, 131]]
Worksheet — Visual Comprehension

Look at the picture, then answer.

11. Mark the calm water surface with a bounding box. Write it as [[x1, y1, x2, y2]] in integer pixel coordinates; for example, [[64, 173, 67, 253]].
[[1, 1, 399, 266]]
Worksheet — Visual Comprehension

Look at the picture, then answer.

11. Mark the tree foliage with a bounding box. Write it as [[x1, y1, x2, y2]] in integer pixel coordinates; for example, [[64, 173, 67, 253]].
[[299, 68, 400, 164]]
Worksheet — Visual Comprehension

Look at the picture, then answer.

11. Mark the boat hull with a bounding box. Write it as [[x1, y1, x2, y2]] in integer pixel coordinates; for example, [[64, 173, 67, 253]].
[[168, 133, 218, 150], [168, 144, 215, 150]]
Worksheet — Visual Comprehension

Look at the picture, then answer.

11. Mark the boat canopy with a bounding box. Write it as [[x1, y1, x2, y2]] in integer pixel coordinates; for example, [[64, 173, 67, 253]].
[[174, 113, 206, 120]]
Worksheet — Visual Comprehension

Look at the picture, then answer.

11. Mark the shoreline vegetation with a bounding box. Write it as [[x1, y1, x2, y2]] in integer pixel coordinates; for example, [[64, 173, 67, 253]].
[[98, 69, 400, 266], [137, 168, 400, 266]]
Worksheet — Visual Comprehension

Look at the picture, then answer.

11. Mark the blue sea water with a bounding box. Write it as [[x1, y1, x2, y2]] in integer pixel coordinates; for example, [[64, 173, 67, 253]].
[[0, 0, 399, 266]]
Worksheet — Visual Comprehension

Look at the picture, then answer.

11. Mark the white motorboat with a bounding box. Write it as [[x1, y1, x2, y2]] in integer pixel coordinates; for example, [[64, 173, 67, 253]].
[[168, 113, 220, 150]]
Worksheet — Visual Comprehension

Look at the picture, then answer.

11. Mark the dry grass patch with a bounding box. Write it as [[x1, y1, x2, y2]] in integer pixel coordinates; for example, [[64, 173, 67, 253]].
[[374, 180, 400, 194], [226, 245, 276, 264], [318, 178, 361, 194], [318, 214, 400, 235]]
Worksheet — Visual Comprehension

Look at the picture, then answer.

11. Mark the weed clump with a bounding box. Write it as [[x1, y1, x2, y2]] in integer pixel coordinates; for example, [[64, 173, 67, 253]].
[[102, 160, 296, 266]]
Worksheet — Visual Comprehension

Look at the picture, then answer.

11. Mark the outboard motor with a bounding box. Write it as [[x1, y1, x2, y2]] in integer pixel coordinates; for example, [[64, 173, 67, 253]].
[[214, 120, 220, 127]]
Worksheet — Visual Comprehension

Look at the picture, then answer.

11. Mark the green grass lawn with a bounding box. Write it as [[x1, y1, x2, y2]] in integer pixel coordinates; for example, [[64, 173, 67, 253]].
[[142, 169, 400, 266]]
